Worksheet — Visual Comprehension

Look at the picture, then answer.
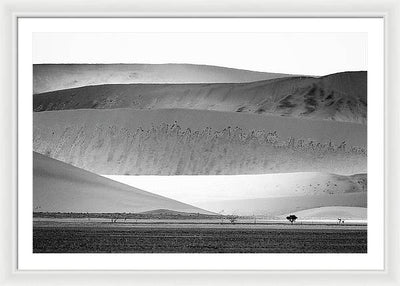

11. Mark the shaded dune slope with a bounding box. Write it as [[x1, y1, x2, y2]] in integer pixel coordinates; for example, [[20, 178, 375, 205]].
[[33, 109, 367, 176], [33, 71, 367, 123], [33, 152, 214, 214], [33, 63, 292, 94]]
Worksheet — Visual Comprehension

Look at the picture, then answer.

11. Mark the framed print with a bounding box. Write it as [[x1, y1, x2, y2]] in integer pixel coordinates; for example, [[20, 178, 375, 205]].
[[1, 0, 399, 285], [19, 16, 382, 269]]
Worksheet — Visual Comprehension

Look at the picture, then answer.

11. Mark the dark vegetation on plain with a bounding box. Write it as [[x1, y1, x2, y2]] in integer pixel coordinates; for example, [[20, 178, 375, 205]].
[[33, 226, 367, 253], [33, 211, 221, 220], [286, 214, 298, 224]]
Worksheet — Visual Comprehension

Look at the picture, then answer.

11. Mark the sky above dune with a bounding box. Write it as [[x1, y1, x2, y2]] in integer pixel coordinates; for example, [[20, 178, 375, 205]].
[[33, 32, 366, 76]]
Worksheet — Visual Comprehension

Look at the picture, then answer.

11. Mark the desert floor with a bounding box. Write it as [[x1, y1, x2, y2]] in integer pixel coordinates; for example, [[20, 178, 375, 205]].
[[33, 219, 367, 253]]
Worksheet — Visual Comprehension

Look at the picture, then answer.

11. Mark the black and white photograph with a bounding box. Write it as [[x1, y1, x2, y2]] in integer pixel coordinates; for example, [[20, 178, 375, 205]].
[[30, 22, 370, 254], [1, 0, 399, 281]]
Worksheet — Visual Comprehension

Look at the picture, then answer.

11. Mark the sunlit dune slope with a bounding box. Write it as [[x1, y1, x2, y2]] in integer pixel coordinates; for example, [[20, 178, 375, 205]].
[[33, 71, 367, 123], [33, 63, 292, 94], [195, 193, 367, 217], [105, 172, 367, 218], [33, 109, 367, 175], [104, 172, 367, 203], [281, 206, 367, 220], [33, 152, 214, 214]]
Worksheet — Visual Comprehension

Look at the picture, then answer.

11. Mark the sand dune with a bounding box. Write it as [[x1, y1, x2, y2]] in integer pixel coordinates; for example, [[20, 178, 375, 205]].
[[104, 172, 367, 218], [281, 206, 367, 220], [32, 63, 368, 220], [33, 71, 367, 123], [33, 109, 366, 175], [33, 63, 292, 94], [104, 172, 367, 203], [194, 193, 367, 217], [33, 152, 213, 214]]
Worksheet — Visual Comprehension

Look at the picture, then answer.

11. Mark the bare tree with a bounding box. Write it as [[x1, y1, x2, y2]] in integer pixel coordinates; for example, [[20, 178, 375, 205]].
[[111, 214, 119, 223], [227, 215, 238, 224]]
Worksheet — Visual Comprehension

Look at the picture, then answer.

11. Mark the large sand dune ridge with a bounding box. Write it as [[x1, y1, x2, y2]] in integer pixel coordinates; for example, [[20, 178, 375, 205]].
[[33, 109, 366, 176], [33, 63, 292, 94], [33, 71, 367, 124]]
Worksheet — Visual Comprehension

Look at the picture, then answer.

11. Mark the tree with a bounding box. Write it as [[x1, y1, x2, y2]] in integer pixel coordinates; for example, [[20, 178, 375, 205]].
[[286, 214, 298, 224], [111, 214, 119, 223], [227, 215, 238, 224]]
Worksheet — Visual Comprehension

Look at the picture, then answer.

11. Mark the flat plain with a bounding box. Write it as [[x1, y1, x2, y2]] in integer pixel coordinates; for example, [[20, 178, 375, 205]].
[[33, 220, 367, 253]]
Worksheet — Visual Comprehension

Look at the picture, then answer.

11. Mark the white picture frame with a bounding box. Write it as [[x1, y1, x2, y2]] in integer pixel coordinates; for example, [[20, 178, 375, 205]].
[[1, 0, 399, 285]]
